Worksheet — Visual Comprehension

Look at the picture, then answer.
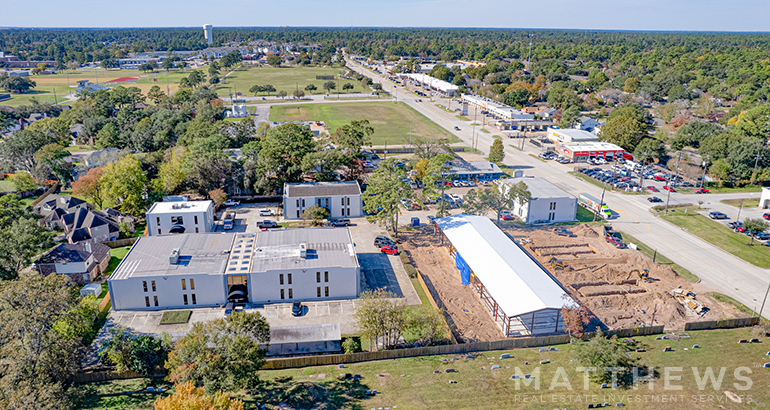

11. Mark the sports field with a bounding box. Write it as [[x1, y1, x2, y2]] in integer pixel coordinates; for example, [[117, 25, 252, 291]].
[[269, 101, 460, 145], [212, 65, 374, 98]]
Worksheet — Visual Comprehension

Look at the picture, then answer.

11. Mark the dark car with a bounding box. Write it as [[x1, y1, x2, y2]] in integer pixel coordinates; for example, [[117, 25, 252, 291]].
[[757, 232, 770, 241], [708, 212, 728, 220], [454, 126, 460, 131], [257, 220, 278, 229], [553, 228, 573, 237], [647, 197, 663, 203], [374, 235, 396, 248], [325, 218, 351, 227], [728, 221, 743, 229], [292, 301, 302, 317], [763, 213, 770, 220]]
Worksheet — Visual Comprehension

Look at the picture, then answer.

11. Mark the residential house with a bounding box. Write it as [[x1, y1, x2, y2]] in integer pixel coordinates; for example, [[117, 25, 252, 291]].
[[36, 241, 111, 285]]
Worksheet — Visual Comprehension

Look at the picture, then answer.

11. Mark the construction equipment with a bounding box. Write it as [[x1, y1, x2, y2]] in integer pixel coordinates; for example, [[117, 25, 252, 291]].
[[549, 257, 566, 270], [627, 269, 650, 281], [517, 237, 532, 245], [671, 288, 707, 315]]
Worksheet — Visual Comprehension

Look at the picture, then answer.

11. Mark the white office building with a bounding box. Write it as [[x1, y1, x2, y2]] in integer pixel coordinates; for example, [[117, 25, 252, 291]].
[[461, 94, 535, 120], [108, 228, 361, 311], [146, 200, 214, 236], [501, 177, 577, 224], [283, 182, 363, 220], [397, 73, 459, 96]]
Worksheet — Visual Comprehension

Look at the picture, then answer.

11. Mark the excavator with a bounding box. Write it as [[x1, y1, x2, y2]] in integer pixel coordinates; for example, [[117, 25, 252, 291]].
[[627, 269, 650, 281], [549, 257, 566, 270]]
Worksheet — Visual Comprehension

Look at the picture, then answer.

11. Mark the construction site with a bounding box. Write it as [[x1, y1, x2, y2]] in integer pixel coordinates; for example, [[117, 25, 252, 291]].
[[400, 220, 745, 343]]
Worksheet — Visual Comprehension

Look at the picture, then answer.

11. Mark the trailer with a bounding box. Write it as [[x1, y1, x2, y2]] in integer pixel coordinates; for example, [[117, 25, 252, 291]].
[[578, 193, 610, 219]]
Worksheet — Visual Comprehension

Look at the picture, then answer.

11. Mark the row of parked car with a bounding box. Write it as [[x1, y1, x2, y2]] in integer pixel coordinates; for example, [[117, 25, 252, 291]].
[[577, 167, 642, 190], [708, 212, 770, 243], [538, 151, 571, 164]]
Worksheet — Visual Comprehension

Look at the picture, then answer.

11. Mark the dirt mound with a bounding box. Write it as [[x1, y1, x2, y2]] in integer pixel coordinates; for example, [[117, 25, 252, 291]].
[[572, 224, 601, 238]]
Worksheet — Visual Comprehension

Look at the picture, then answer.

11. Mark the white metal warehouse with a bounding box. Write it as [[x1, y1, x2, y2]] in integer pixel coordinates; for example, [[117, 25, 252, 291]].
[[435, 214, 572, 336]]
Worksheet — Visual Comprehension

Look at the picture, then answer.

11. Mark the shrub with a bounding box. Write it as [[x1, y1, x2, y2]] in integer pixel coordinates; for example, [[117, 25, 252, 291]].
[[342, 337, 361, 354]]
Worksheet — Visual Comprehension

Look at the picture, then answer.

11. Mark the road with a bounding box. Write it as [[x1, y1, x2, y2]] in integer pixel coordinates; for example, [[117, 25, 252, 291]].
[[345, 58, 770, 315]]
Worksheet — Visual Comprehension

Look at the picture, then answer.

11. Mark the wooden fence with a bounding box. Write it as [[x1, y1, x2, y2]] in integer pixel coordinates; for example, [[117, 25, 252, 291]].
[[684, 317, 760, 331], [260, 325, 665, 370], [371, 147, 466, 155], [30, 183, 59, 207], [74, 368, 165, 384], [104, 237, 139, 248], [416, 271, 457, 344]]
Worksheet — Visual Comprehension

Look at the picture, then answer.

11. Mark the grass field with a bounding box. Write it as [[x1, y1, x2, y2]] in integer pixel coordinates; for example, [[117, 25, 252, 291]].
[[269, 102, 460, 145], [0, 180, 16, 192], [659, 209, 770, 268], [721, 198, 761, 208], [616, 230, 700, 283], [159, 310, 192, 325], [104, 246, 131, 278], [212, 65, 371, 98]]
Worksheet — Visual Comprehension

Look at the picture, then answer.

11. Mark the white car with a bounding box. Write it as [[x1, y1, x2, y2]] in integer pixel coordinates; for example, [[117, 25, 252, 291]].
[[223, 199, 240, 206], [259, 208, 275, 216]]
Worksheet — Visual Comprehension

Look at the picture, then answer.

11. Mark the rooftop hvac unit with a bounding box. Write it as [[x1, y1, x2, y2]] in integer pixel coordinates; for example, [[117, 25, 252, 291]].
[[299, 242, 307, 259], [169, 248, 180, 264]]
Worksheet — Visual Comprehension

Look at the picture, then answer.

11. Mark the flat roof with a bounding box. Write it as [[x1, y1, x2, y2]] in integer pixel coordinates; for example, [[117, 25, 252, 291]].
[[147, 200, 213, 214], [550, 128, 600, 141], [270, 323, 341, 344], [284, 182, 361, 198], [448, 160, 503, 175], [561, 141, 624, 152], [502, 177, 573, 199], [397, 73, 458, 92], [251, 228, 358, 272], [435, 214, 571, 317], [111, 233, 234, 280]]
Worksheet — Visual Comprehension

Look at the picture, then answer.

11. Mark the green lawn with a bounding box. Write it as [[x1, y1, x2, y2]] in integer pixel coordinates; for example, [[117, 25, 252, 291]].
[[616, 230, 700, 283], [720, 198, 761, 208], [74, 377, 173, 410], [0, 180, 16, 192], [212, 65, 371, 98], [455, 115, 470, 121], [699, 185, 763, 194], [104, 246, 131, 278], [269, 102, 459, 145], [66, 145, 96, 153], [159, 310, 192, 325], [659, 210, 770, 268]]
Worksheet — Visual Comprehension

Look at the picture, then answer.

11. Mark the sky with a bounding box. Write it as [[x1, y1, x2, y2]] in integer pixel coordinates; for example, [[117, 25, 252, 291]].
[[3, 0, 770, 32]]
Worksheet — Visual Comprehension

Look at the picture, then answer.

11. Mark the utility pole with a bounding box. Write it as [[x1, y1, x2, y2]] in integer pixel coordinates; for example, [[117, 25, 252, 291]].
[[737, 198, 744, 223], [472, 105, 478, 150], [638, 150, 648, 194], [700, 156, 709, 188], [752, 150, 762, 184], [593, 182, 607, 223], [664, 150, 683, 216], [166, 69, 170, 95], [759, 282, 770, 320]]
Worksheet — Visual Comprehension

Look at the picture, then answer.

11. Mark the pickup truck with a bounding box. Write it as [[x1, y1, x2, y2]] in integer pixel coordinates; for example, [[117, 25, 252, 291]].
[[325, 219, 351, 227], [223, 199, 240, 206], [257, 220, 278, 229]]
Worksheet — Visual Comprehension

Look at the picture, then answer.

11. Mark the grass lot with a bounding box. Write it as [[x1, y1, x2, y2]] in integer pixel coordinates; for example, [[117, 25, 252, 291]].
[[455, 115, 470, 121], [269, 102, 459, 145], [67, 144, 96, 153], [576, 205, 599, 223], [0, 180, 16, 192], [212, 65, 370, 98], [721, 198, 761, 208], [74, 377, 173, 410], [479, 128, 490, 134], [706, 292, 766, 319], [658, 209, 770, 268], [104, 246, 131, 278], [616, 231, 700, 283], [701, 185, 763, 194], [159, 310, 192, 325]]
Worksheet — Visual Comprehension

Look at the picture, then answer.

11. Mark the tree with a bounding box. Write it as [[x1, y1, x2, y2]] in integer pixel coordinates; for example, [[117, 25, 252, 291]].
[[154, 382, 244, 410], [304, 83, 317, 93], [208, 62, 221, 77], [353, 288, 407, 350], [100, 327, 134, 374], [710, 159, 732, 185], [0, 129, 59, 173], [598, 115, 647, 152], [302, 205, 330, 225], [186, 71, 205, 89], [561, 295, 593, 339], [332, 119, 374, 153], [489, 138, 504, 163], [743, 218, 770, 245], [559, 105, 581, 129], [130, 335, 170, 376], [0, 194, 25, 229], [300, 150, 349, 182], [9, 171, 38, 192], [165, 312, 270, 393], [72, 166, 105, 208], [735, 104, 770, 141], [0, 274, 87, 409], [100, 155, 148, 217], [672, 121, 723, 149], [147, 85, 165, 105], [220, 51, 242, 68], [209, 75, 220, 85], [293, 89, 305, 98], [460, 188, 490, 216], [267, 55, 281, 67], [110, 85, 145, 109], [208, 188, 227, 208], [253, 124, 317, 194], [501, 88, 529, 108], [572, 330, 637, 385], [633, 138, 667, 164], [34, 143, 72, 184], [0, 217, 54, 280], [262, 84, 276, 95], [409, 136, 452, 160], [0, 73, 36, 93], [95, 122, 122, 149], [342, 83, 354, 92], [483, 181, 519, 225], [323, 80, 337, 94], [278, 90, 287, 99], [420, 154, 454, 217], [363, 159, 412, 238], [623, 77, 640, 93]]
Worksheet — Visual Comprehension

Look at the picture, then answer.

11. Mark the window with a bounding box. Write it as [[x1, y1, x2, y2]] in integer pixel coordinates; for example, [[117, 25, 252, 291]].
[[183, 294, 188, 305], [192, 294, 197, 305], [194, 215, 198, 224], [296, 199, 300, 207], [153, 296, 158, 306], [316, 272, 321, 283], [288, 273, 292, 284], [324, 286, 329, 297], [171, 216, 183, 225], [302, 199, 305, 207], [190, 278, 195, 290], [549, 202, 556, 210], [296, 210, 300, 218], [195, 227, 199, 233], [346, 208, 350, 216], [151, 280, 156, 292], [145, 296, 150, 307], [158, 229, 162, 235], [317, 287, 321, 297], [143, 281, 148, 292], [280, 289, 285, 299], [347, 197, 350, 205], [156, 217, 160, 225], [324, 271, 329, 282], [182, 279, 186, 290], [341, 197, 345, 206], [279, 274, 284, 285], [288, 288, 293, 299]]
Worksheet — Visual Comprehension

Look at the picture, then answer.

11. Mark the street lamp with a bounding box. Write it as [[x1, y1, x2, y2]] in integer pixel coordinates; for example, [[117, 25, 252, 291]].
[[664, 150, 683, 216]]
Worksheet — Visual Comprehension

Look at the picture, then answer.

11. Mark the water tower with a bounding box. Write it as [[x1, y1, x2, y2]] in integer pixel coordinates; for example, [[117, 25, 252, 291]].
[[203, 24, 213, 46]]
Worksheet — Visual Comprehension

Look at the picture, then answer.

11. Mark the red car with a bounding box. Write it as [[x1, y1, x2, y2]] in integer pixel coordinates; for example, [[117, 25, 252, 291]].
[[694, 188, 709, 194], [735, 226, 747, 233], [502, 214, 516, 221], [381, 245, 399, 255], [763, 213, 770, 220], [663, 186, 676, 192], [647, 186, 659, 192]]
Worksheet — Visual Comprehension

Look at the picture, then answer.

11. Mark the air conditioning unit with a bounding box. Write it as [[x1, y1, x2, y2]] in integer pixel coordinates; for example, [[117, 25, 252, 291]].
[[169, 248, 180, 264], [299, 242, 307, 259]]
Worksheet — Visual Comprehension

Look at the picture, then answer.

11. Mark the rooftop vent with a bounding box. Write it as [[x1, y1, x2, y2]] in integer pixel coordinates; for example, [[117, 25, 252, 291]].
[[299, 242, 307, 259], [169, 248, 180, 264]]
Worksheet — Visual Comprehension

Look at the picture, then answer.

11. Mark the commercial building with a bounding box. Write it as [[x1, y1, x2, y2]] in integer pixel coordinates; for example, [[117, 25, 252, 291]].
[[547, 128, 600, 144], [146, 200, 214, 236], [557, 141, 630, 163], [283, 181, 363, 220], [760, 187, 770, 209], [108, 228, 360, 311], [500, 177, 577, 224], [435, 214, 573, 336], [397, 73, 459, 96], [36, 241, 111, 285], [446, 160, 505, 182], [461, 94, 535, 120]]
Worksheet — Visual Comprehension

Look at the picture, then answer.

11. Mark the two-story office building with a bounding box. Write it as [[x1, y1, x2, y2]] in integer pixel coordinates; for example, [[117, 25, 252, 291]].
[[146, 201, 214, 236], [500, 177, 577, 224], [283, 182, 363, 220]]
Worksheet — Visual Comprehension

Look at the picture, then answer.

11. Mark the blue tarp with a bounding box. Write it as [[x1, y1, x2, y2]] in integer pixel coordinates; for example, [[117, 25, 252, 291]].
[[455, 252, 471, 285]]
